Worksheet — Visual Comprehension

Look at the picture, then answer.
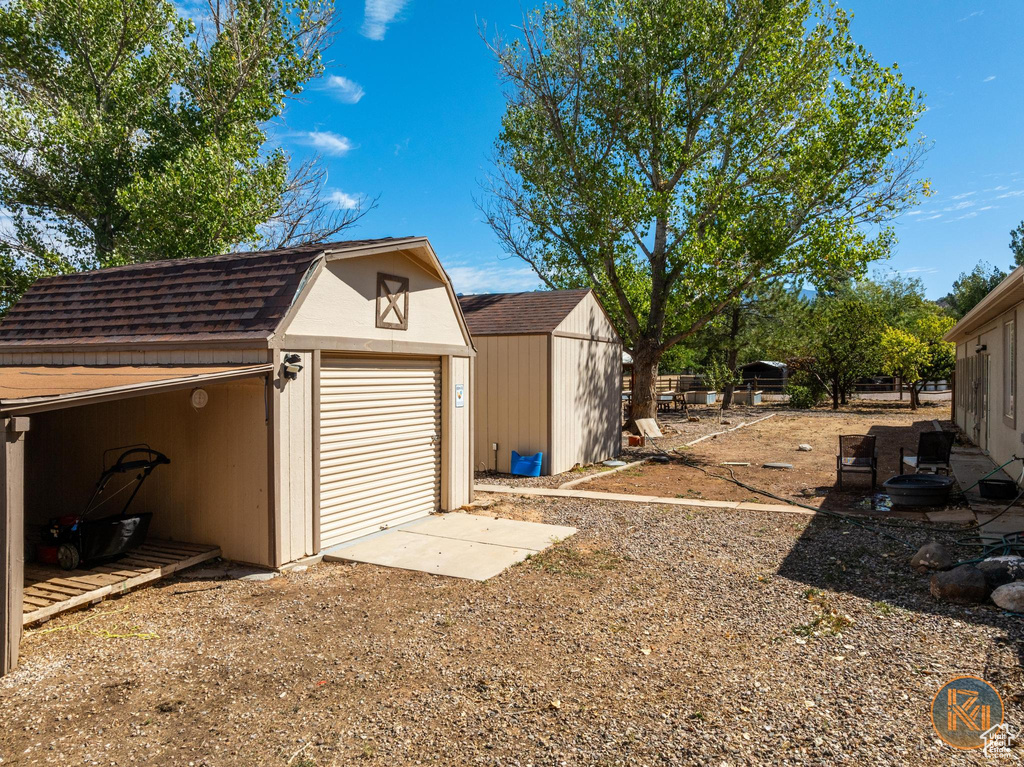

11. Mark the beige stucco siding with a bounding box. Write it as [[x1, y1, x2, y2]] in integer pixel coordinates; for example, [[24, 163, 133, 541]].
[[24, 377, 271, 566], [275, 350, 315, 565], [953, 302, 1023, 474], [550, 335, 622, 475], [472, 334, 549, 474], [281, 253, 468, 349]]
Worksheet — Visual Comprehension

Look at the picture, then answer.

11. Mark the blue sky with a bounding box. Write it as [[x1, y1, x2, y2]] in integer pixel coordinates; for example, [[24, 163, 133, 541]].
[[277, 1, 1024, 298]]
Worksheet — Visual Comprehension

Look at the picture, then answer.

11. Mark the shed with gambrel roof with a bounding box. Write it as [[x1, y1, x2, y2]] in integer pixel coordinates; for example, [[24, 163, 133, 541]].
[[458, 289, 621, 476], [0, 237, 475, 676]]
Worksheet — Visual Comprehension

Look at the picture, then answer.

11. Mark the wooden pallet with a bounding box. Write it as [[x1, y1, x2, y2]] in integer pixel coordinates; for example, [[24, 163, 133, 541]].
[[23, 540, 221, 626]]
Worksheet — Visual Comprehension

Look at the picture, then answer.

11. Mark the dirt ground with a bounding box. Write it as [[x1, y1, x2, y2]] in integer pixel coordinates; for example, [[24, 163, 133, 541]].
[[585, 401, 957, 511], [475, 404, 769, 488], [2, 486, 1020, 766]]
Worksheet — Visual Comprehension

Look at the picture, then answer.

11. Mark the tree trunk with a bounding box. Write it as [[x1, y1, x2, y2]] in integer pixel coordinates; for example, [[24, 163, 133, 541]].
[[831, 375, 840, 410], [721, 305, 741, 411], [627, 343, 661, 429], [909, 382, 919, 410]]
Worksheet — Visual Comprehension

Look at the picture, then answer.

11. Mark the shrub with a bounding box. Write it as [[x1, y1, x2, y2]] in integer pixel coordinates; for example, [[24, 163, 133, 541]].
[[786, 383, 819, 409]]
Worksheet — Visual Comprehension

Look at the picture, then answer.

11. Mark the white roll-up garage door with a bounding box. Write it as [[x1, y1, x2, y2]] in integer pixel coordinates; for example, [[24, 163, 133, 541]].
[[319, 355, 441, 549]]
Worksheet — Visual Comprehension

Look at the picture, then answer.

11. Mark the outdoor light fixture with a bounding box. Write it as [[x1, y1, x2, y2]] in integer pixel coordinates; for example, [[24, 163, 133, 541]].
[[282, 353, 303, 380], [975, 344, 988, 354]]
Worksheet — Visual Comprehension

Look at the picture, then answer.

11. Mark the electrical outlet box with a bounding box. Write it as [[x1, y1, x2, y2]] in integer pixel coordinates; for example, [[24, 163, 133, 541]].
[[491, 442, 498, 451]]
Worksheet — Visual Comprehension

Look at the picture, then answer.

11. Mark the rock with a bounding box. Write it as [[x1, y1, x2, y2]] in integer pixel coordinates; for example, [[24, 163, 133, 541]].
[[687, 416, 700, 422], [978, 556, 1024, 588], [798, 444, 813, 452], [930, 564, 990, 604], [991, 582, 1024, 612], [910, 541, 953, 573]]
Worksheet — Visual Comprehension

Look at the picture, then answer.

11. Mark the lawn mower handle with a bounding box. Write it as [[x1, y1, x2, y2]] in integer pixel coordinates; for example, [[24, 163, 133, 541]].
[[85, 446, 171, 518]]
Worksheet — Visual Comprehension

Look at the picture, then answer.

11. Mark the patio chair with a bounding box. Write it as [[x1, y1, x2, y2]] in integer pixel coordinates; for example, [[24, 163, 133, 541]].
[[836, 434, 878, 490], [900, 431, 956, 475]]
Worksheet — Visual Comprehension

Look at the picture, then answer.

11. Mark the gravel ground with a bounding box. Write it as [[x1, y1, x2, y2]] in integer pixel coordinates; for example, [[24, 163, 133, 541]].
[[2, 492, 1019, 766]]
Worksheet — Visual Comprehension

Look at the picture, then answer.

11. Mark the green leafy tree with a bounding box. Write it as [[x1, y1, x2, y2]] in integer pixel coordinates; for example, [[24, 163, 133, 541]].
[[940, 262, 1007, 319], [788, 290, 882, 410], [0, 0, 351, 311], [1011, 222, 1024, 268], [879, 327, 928, 410], [878, 315, 955, 410], [482, 0, 927, 425]]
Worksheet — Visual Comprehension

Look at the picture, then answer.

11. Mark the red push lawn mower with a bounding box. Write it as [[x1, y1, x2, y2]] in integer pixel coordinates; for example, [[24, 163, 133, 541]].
[[38, 445, 171, 570]]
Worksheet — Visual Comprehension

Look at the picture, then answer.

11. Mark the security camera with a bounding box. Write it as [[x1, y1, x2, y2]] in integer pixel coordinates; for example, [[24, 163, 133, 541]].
[[282, 353, 303, 380]]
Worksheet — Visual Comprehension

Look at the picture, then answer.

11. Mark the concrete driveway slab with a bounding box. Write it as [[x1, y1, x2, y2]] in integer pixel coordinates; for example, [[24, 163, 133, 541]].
[[323, 512, 576, 581], [402, 513, 576, 550]]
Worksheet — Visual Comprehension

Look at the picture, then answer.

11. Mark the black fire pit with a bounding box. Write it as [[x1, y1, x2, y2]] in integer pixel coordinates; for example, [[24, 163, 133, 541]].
[[882, 474, 955, 507]]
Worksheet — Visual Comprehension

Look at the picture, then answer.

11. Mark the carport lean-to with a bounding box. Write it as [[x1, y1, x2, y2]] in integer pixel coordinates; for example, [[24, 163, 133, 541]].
[[0, 237, 477, 676]]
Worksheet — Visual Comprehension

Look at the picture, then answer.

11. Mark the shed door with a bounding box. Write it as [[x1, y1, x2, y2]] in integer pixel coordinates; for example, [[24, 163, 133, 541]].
[[319, 356, 441, 548]]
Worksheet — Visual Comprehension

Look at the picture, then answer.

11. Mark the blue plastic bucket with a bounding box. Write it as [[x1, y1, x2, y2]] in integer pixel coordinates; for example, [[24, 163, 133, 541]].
[[510, 450, 543, 477]]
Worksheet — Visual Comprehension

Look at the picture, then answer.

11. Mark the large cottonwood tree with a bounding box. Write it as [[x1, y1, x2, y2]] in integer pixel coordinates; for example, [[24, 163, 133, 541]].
[[482, 0, 927, 424], [0, 0, 360, 312]]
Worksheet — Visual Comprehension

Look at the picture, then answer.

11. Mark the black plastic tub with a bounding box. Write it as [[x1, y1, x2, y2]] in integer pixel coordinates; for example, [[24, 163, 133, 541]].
[[882, 474, 955, 507], [979, 478, 1019, 500]]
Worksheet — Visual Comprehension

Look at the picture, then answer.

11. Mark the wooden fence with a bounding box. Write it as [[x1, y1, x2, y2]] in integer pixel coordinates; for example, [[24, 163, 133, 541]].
[[622, 372, 947, 396]]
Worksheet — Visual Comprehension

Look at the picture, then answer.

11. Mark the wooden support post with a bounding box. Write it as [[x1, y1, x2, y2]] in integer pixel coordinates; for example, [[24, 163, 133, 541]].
[[1, 416, 27, 677]]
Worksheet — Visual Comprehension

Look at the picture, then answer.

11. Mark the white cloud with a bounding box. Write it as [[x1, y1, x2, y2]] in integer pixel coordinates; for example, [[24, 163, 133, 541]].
[[979, 205, 998, 211], [959, 10, 983, 21], [949, 212, 979, 221], [950, 191, 976, 199], [902, 267, 938, 274], [984, 75, 996, 83], [919, 214, 943, 221], [905, 210, 924, 216], [362, 0, 409, 41], [997, 190, 1024, 198], [447, 263, 542, 294], [942, 200, 975, 212], [301, 131, 353, 156], [328, 190, 362, 209], [323, 75, 365, 104]]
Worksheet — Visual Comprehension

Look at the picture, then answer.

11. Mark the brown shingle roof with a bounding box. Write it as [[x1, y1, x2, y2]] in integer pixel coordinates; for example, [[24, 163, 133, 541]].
[[458, 290, 591, 335], [0, 238, 412, 347]]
